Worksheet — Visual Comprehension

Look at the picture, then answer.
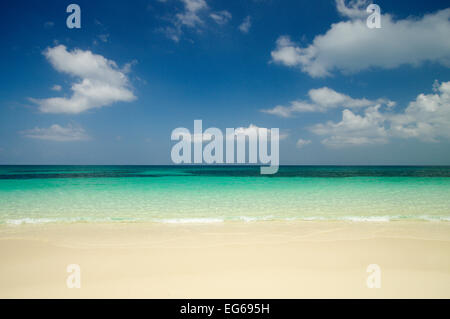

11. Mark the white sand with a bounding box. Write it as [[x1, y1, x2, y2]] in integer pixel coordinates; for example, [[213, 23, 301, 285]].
[[0, 221, 449, 298]]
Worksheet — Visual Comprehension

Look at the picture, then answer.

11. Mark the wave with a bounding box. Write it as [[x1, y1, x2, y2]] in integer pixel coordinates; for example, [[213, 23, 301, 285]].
[[156, 218, 225, 224], [6, 218, 61, 225], [4, 217, 141, 225], [337, 216, 393, 222], [3, 215, 450, 225]]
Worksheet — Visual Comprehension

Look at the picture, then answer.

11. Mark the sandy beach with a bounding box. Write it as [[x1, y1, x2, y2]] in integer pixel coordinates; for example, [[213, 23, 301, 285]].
[[0, 221, 449, 298]]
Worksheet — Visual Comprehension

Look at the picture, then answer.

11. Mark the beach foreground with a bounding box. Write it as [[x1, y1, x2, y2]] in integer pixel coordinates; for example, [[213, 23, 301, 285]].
[[0, 221, 449, 298]]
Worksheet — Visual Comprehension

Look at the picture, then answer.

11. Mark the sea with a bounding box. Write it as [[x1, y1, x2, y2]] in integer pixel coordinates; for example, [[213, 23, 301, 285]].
[[0, 165, 449, 225]]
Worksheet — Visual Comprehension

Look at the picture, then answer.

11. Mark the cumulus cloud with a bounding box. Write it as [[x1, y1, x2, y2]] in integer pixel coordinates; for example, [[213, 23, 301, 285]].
[[270, 36, 303, 68], [51, 84, 62, 91], [31, 45, 136, 114], [261, 86, 393, 117], [239, 16, 251, 33], [210, 10, 232, 25], [307, 80, 450, 147], [22, 124, 89, 142], [310, 106, 388, 147], [390, 80, 450, 142], [271, 3, 450, 77]]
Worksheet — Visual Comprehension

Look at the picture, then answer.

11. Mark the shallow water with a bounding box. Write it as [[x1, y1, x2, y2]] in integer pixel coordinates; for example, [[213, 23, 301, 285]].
[[1, 165, 449, 224]]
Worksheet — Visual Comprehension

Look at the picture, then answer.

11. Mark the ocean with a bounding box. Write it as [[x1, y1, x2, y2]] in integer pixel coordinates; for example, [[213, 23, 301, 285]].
[[0, 165, 450, 225]]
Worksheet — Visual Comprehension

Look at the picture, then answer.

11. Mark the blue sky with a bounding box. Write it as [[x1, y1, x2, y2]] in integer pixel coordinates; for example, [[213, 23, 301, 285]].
[[1, 0, 450, 165]]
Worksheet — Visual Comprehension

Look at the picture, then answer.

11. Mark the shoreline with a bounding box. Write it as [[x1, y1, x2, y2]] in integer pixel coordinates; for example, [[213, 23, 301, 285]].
[[3, 215, 450, 225], [1, 221, 449, 298]]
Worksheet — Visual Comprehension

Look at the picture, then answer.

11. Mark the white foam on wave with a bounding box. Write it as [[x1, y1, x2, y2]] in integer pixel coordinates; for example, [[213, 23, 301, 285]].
[[299, 217, 327, 221], [4, 216, 140, 225], [157, 218, 225, 224], [337, 216, 392, 222], [6, 218, 60, 225], [417, 215, 450, 222], [3, 215, 450, 225], [237, 215, 275, 222]]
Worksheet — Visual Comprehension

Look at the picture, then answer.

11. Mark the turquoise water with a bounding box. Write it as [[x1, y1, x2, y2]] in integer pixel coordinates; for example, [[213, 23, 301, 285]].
[[0, 166, 450, 224]]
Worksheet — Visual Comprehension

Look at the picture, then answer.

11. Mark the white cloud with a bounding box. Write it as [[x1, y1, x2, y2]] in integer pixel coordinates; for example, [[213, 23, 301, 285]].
[[390, 80, 450, 142], [161, 26, 183, 43], [31, 45, 136, 114], [310, 106, 388, 147], [296, 138, 311, 148], [309, 87, 380, 109], [51, 84, 62, 91], [239, 16, 251, 33], [271, 5, 450, 77], [335, 0, 370, 19], [232, 124, 288, 141], [270, 36, 303, 68], [161, 0, 234, 41], [307, 80, 450, 147], [22, 124, 89, 142], [233, 124, 263, 136], [210, 10, 232, 25], [261, 86, 393, 117], [161, 0, 208, 41], [262, 104, 298, 118], [176, 0, 208, 27]]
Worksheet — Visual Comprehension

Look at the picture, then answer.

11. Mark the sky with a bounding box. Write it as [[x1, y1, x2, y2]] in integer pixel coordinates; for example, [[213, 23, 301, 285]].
[[1, 0, 450, 165]]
